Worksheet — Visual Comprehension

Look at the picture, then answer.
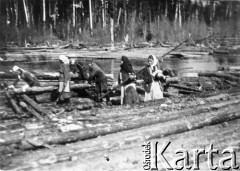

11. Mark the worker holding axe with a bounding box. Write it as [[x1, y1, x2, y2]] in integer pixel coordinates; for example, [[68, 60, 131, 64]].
[[56, 55, 71, 105]]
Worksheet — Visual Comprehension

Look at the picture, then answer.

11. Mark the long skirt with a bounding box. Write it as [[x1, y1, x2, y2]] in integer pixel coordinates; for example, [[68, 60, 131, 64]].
[[144, 81, 163, 101]]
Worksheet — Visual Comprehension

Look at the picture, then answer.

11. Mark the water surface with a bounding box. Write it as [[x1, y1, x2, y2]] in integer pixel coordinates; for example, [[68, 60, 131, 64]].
[[0, 53, 240, 80]]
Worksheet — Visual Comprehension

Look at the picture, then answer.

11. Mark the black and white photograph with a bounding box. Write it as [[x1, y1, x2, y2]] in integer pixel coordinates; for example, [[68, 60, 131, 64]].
[[0, 0, 240, 170]]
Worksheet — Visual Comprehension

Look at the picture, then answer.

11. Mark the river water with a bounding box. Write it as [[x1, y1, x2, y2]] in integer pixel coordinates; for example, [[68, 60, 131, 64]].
[[0, 53, 240, 80]]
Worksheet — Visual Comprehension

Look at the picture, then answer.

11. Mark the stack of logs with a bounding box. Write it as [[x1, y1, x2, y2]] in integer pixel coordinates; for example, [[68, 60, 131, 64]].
[[1, 92, 240, 166], [1, 69, 240, 121]]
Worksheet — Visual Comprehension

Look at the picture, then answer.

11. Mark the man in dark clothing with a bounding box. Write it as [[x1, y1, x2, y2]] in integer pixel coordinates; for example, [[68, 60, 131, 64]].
[[70, 59, 89, 82], [88, 62, 110, 103], [158, 57, 175, 77], [8, 66, 40, 92]]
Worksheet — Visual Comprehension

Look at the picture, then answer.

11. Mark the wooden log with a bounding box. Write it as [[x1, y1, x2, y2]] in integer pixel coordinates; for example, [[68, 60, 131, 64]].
[[179, 90, 199, 94], [137, 86, 176, 97], [35, 91, 79, 103], [222, 72, 240, 77], [218, 66, 240, 71], [35, 93, 52, 103], [18, 101, 43, 120], [20, 95, 49, 116], [3, 90, 22, 114], [198, 72, 240, 82], [213, 49, 229, 54], [169, 84, 202, 92], [16, 99, 240, 149], [0, 72, 114, 82], [1, 97, 239, 147], [136, 77, 179, 84], [76, 103, 95, 110], [5, 117, 240, 171], [8, 83, 93, 95], [165, 77, 179, 84]]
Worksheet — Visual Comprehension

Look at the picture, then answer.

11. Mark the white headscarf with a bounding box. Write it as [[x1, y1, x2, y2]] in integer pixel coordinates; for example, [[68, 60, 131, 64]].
[[59, 55, 69, 64], [152, 55, 158, 67], [12, 65, 20, 72], [149, 55, 159, 69]]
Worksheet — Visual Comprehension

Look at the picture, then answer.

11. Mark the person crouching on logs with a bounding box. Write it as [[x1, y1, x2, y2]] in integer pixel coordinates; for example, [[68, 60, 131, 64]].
[[70, 59, 89, 83], [8, 66, 40, 92], [142, 55, 165, 101], [57, 55, 71, 105], [158, 57, 175, 77], [88, 62, 110, 104], [118, 56, 139, 105]]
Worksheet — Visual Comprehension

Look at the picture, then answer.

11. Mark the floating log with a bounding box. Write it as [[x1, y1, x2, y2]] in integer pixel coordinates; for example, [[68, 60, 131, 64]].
[[199, 72, 240, 82], [18, 101, 43, 120], [213, 49, 229, 54], [218, 66, 240, 71], [20, 95, 49, 116]]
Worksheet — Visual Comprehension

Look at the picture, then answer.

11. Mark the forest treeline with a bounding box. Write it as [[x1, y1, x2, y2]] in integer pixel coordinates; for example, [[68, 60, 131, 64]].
[[0, 0, 239, 46]]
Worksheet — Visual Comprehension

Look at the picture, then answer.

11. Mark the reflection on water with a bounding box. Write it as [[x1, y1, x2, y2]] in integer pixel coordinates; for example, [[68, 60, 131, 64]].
[[0, 54, 240, 80]]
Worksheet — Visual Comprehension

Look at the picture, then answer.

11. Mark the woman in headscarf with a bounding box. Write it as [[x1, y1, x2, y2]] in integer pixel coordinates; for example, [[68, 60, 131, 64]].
[[88, 62, 110, 103], [57, 55, 71, 104], [118, 56, 139, 105], [141, 55, 165, 101], [8, 65, 40, 92]]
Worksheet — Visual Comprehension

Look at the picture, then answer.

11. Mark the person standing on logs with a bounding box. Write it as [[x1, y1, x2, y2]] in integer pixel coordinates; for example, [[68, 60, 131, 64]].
[[70, 59, 89, 83], [8, 66, 40, 92], [118, 56, 139, 105], [57, 55, 71, 105], [141, 55, 165, 101], [88, 62, 110, 104]]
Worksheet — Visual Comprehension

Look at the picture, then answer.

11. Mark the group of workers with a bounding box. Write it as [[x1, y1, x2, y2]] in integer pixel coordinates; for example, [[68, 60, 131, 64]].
[[8, 54, 171, 106]]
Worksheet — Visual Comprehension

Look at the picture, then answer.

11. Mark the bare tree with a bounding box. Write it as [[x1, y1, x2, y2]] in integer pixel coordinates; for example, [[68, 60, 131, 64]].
[[89, 0, 93, 35], [23, 0, 29, 27]]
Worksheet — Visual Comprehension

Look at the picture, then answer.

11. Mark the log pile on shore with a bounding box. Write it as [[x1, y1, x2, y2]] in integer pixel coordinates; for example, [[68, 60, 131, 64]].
[[1, 90, 240, 170]]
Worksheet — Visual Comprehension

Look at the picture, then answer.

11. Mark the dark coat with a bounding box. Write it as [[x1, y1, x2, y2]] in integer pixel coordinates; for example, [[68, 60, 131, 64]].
[[139, 66, 153, 84], [72, 62, 88, 80], [89, 63, 108, 92], [17, 70, 40, 87], [119, 56, 135, 84]]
